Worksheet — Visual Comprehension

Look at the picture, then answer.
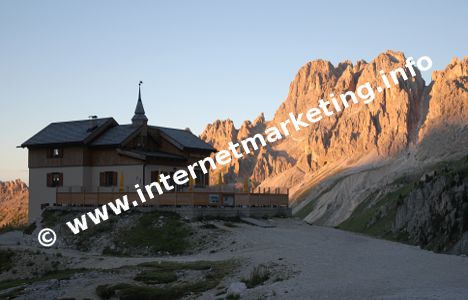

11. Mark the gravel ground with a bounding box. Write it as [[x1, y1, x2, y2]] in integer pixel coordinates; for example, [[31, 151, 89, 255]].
[[213, 219, 468, 299], [2, 218, 468, 299]]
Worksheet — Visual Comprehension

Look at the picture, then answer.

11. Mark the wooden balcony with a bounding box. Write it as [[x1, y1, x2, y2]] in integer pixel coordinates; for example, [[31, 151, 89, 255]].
[[56, 187, 289, 208]]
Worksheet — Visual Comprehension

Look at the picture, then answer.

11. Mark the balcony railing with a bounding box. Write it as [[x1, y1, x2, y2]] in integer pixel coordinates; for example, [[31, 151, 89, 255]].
[[56, 186, 289, 208]]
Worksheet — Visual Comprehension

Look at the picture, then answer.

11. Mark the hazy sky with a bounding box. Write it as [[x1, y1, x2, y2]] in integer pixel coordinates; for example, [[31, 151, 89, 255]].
[[1, 0, 467, 183]]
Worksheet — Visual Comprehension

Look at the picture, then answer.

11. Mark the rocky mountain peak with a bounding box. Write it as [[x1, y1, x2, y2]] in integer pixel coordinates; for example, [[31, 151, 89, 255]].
[[0, 179, 28, 195], [252, 113, 265, 127], [200, 119, 238, 151], [199, 51, 468, 225], [0, 179, 28, 227]]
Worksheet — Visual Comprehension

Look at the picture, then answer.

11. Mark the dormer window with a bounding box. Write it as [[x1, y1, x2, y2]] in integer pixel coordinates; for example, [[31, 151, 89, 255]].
[[49, 147, 63, 158]]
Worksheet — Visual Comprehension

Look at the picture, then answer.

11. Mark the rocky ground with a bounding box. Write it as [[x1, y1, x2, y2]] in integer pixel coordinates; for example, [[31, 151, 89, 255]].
[[1, 218, 468, 299]]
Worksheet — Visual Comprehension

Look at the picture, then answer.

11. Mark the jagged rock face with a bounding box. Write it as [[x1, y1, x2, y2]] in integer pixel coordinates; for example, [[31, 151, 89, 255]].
[[271, 51, 425, 174], [201, 112, 294, 185], [298, 56, 468, 226], [250, 148, 293, 184], [199, 52, 468, 228], [200, 51, 427, 187], [417, 57, 468, 160], [394, 168, 468, 254], [200, 119, 238, 151], [0, 180, 28, 227]]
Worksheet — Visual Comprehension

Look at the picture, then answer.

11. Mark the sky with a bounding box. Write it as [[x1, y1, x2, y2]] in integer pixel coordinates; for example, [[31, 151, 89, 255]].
[[0, 0, 467, 183]]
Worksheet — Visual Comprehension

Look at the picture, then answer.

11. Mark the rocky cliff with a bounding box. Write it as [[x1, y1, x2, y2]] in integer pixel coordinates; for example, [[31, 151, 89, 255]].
[[338, 156, 468, 255], [200, 51, 468, 228], [0, 180, 28, 228], [201, 113, 294, 185], [394, 162, 468, 254]]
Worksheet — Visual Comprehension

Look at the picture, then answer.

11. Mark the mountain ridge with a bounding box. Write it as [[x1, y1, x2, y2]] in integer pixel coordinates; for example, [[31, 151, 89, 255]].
[[200, 51, 468, 227], [0, 179, 28, 228]]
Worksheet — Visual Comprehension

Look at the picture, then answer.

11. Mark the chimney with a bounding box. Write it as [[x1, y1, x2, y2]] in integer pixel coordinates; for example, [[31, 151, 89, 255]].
[[88, 115, 98, 132]]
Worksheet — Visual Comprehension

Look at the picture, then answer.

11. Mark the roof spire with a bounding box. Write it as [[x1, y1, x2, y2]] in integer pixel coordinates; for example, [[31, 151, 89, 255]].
[[132, 80, 148, 126]]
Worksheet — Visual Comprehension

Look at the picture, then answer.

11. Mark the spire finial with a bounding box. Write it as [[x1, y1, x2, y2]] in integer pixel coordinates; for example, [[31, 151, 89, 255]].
[[138, 81, 143, 100]]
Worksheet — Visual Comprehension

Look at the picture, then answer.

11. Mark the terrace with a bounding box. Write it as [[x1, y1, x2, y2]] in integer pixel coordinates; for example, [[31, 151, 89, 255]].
[[55, 186, 289, 208]]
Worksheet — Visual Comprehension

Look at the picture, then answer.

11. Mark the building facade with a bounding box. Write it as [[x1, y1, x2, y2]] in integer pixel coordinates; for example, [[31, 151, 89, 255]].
[[21, 86, 216, 222]]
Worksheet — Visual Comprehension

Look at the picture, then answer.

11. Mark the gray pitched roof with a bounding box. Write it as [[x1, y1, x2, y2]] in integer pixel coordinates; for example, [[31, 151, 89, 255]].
[[153, 126, 216, 152], [90, 125, 140, 147], [21, 117, 215, 153], [21, 118, 115, 147]]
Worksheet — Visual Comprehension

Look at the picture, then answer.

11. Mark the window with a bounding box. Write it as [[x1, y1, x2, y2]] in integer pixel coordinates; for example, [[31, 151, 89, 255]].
[[47, 172, 63, 187], [195, 169, 208, 187], [48, 147, 63, 158], [150, 170, 160, 183], [160, 171, 176, 190], [100, 171, 118, 187]]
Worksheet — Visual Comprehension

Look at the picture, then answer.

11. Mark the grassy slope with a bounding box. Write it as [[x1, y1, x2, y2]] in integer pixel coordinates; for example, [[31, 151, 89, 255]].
[[40, 209, 193, 255], [112, 210, 192, 255], [338, 156, 468, 244], [338, 183, 412, 241]]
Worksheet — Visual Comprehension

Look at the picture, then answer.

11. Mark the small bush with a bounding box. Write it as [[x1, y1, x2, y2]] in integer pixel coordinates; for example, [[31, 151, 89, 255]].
[[23, 222, 37, 235], [41, 210, 70, 227], [200, 223, 218, 229], [96, 283, 126, 299], [134, 270, 177, 284], [243, 264, 270, 288], [101, 246, 122, 256], [0, 249, 14, 272]]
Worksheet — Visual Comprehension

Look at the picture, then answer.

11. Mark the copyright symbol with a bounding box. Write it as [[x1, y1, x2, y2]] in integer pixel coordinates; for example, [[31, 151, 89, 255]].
[[38, 228, 57, 247]]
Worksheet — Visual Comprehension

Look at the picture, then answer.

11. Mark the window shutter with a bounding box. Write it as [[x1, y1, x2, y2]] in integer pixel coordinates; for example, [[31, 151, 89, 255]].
[[112, 172, 118, 186], [47, 173, 52, 187], [100, 172, 105, 186], [151, 171, 160, 182]]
